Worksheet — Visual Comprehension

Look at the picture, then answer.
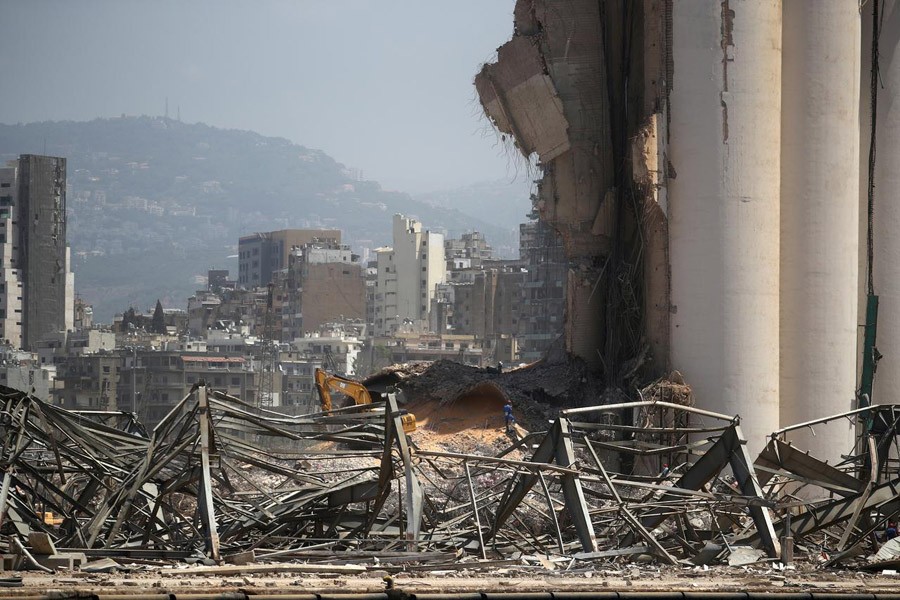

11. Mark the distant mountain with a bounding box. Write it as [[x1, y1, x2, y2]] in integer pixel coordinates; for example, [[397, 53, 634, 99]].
[[413, 178, 535, 259], [414, 178, 535, 231], [0, 117, 515, 320]]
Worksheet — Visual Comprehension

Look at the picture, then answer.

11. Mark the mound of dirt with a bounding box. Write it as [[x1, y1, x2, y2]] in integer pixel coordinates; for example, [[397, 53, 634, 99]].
[[363, 357, 608, 445], [409, 391, 508, 436]]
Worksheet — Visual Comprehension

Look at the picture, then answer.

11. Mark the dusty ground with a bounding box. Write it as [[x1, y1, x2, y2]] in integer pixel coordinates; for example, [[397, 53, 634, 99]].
[[9, 564, 900, 595], [406, 393, 529, 455]]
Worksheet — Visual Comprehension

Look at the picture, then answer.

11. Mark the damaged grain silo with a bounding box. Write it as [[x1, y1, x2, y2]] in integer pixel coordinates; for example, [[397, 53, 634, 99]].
[[476, 1, 877, 460], [475, 1, 649, 392]]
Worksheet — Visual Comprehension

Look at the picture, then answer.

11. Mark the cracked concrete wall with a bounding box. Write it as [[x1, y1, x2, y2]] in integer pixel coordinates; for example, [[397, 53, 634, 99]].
[[479, 0, 868, 461], [476, 0, 614, 368], [632, 0, 673, 379], [633, 111, 670, 379]]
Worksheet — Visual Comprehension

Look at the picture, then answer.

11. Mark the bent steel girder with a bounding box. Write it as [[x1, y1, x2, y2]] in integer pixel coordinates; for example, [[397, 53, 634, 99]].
[[488, 417, 597, 553]]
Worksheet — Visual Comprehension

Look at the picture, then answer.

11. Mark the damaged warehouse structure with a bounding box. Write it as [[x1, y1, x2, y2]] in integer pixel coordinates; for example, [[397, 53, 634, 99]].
[[2, 375, 900, 572]]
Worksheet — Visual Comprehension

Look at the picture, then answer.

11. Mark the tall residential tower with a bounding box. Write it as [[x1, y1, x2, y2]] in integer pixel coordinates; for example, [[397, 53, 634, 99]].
[[373, 214, 445, 335], [0, 155, 74, 350]]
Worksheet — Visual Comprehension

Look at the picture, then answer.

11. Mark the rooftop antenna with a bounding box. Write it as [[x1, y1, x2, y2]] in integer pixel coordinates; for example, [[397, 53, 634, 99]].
[[165, 97, 169, 120], [177, 105, 181, 122]]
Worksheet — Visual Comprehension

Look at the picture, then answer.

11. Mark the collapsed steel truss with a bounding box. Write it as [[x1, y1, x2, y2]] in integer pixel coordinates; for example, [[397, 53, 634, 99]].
[[0, 384, 897, 568]]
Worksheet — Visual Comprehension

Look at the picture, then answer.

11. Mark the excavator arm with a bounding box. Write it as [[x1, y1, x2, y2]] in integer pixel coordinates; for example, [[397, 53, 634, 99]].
[[314, 368, 373, 413], [314, 368, 416, 432]]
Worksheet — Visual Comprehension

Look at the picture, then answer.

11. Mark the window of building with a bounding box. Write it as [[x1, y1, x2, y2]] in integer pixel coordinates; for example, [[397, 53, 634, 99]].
[[231, 376, 240, 386], [102, 366, 110, 373]]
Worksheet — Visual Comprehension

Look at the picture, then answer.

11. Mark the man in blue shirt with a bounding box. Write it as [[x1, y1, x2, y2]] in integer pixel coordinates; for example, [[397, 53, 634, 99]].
[[503, 400, 515, 433]]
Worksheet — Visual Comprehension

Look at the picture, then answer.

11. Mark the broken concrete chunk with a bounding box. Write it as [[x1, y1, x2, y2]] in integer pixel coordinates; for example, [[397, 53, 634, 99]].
[[28, 532, 57, 556], [727, 546, 767, 567], [33, 552, 87, 571], [224, 550, 256, 566], [873, 537, 900, 562], [81, 558, 125, 573], [689, 542, 723, 566], [474, 36, 571, 162]]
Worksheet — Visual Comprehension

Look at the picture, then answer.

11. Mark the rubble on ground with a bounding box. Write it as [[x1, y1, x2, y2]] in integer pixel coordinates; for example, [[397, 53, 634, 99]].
[[1, 367, 899, 580], [368, 358, 607, 427]]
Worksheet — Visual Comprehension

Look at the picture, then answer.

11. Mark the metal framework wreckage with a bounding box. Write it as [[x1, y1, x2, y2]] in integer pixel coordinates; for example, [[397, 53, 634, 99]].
[[0, 383, 898, 570]]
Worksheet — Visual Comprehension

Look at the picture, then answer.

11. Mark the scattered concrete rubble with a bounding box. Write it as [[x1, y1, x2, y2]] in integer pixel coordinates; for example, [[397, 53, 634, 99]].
[[1, 372, 899, 582]]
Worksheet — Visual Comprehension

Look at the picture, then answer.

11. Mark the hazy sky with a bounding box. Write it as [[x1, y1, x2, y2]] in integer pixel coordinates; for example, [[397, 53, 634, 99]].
[[0, 0, 525, 192]]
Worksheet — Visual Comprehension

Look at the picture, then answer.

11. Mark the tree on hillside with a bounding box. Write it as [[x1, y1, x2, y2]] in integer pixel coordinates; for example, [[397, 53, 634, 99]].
[[120, 307, 137, 332], [152, 300, 166, 334]]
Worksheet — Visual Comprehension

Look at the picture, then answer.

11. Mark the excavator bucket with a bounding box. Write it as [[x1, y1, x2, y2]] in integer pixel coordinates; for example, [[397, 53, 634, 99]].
[[400, 413, 417, 433]]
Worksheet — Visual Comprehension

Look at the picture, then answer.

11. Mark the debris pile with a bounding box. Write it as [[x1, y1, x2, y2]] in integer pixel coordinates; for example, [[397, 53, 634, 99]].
[[370, 359, 606, 426], [0, 385, 422, 566], [1, 380, 899, 573]]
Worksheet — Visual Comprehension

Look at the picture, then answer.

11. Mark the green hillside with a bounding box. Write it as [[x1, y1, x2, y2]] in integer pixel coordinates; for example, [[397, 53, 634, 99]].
[[0, 117, 518, 320]]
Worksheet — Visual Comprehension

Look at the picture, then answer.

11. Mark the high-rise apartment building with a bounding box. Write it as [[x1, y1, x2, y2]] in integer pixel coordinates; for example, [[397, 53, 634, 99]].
[[0, 165, 23, 346], [0, 155, 74, 350], [280, 241, 365, 340], [238, 229, 341, 288], [518, 218, 566, 361], [373, 214, 445, 335], [445, 231, 493, 274]]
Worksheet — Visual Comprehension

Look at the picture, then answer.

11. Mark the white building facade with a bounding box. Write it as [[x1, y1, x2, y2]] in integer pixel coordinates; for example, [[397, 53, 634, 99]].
[[373, 214, 446, 335]]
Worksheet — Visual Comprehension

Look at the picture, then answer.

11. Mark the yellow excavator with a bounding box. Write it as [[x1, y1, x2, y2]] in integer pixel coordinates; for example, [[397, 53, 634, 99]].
[[314, 368, 416, 433]]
